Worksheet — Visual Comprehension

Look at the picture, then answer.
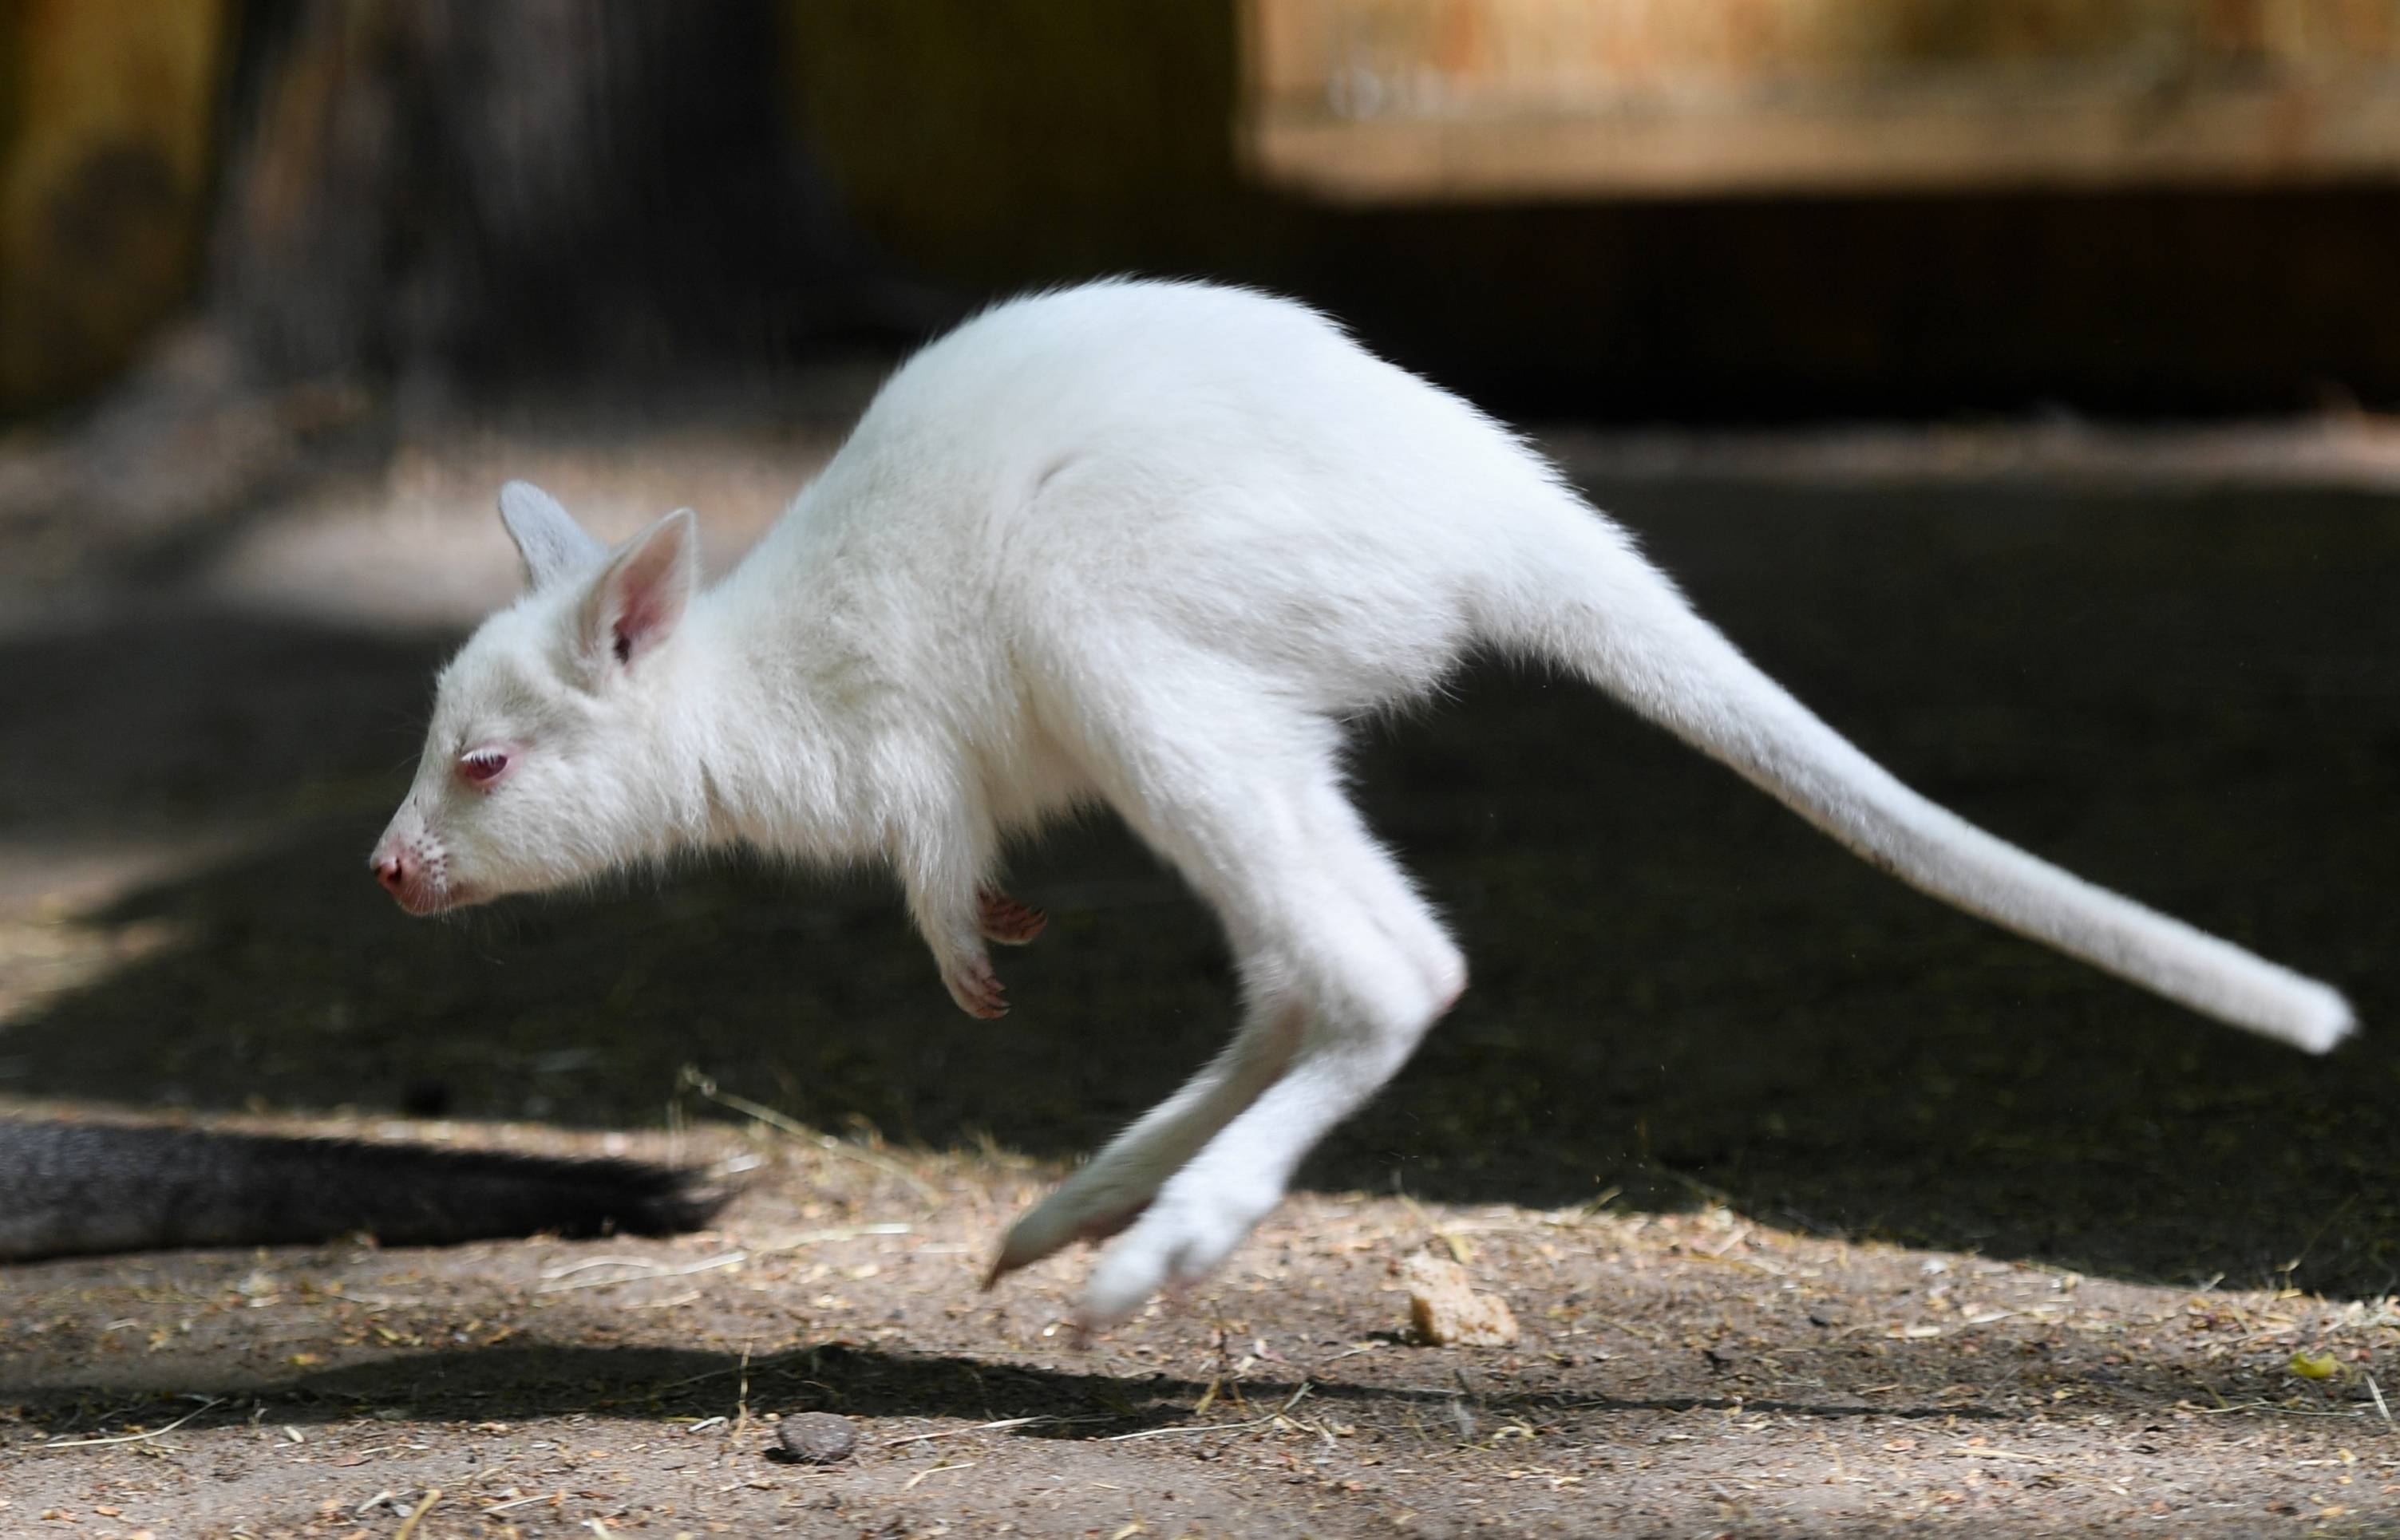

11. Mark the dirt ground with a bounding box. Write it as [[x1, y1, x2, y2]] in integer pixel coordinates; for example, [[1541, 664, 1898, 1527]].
[[1, 397, 2396, 1537]]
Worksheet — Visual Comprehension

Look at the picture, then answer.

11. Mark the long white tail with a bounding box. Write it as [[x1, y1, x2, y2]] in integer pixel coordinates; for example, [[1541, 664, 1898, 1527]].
[[1503, 519, 2354, 1053]]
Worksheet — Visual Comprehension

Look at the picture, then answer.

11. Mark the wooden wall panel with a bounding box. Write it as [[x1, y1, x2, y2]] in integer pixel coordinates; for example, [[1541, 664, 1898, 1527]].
[[1244, 0, 2400, 200]]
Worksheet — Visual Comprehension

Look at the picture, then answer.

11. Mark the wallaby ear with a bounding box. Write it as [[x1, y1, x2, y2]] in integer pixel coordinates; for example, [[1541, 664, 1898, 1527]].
[[579, 509, 699, 672], [499, 480, 605, 590]]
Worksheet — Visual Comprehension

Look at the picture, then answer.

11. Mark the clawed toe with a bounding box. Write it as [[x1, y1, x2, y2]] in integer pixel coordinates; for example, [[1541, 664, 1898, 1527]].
[[977, 887, 1049, 946], [944, 956, 1009, 1019]]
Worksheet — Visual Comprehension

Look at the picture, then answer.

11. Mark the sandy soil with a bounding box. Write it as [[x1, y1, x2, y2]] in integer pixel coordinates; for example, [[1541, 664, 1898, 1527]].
[[1, 405, 2395, 1537]]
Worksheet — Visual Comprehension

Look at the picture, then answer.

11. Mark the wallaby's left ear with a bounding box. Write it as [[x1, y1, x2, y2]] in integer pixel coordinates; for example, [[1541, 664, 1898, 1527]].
[[580, 509, 699, 672], [500, 480, 605, 589]]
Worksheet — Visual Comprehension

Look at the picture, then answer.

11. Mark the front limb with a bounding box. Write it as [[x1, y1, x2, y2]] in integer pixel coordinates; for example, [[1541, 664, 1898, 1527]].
[[897, 807, 1046, 1019], [899, 796, 1002, 1018]]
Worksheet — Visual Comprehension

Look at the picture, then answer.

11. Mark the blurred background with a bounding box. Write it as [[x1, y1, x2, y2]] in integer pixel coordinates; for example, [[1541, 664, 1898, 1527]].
[[0, 0, 2394, 1294]]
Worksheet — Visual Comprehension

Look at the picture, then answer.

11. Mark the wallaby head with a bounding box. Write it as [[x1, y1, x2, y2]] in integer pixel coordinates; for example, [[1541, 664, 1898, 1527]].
[[370, 481, 705, 914]]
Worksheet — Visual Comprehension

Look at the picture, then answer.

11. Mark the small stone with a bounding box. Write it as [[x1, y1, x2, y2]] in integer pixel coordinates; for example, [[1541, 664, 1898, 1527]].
[[1402, 1252, 1520, 1348], [776, 1411, 858, 1464]]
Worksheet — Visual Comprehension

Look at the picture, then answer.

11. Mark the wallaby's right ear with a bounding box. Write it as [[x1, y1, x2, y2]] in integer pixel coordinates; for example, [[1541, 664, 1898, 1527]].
[[499, 480, 605, 590]]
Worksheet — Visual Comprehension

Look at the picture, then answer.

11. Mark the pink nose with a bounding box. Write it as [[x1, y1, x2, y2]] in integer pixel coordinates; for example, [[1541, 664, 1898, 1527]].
[[375, 850, 413, 895]]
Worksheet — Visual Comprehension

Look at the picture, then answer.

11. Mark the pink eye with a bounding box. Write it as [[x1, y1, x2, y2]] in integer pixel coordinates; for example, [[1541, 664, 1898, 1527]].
[[459, 749, 511, 785]]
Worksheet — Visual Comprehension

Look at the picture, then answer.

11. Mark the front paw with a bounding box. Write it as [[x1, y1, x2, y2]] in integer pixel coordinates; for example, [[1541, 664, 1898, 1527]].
[[977, 888, 1048, 946], [942, 951, 1009, 1019]]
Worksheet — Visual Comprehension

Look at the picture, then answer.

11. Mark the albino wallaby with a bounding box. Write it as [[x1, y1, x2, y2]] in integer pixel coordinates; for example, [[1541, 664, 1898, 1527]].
[[0, 1120, 724, 1261], [370, 279, 2352, 1331]]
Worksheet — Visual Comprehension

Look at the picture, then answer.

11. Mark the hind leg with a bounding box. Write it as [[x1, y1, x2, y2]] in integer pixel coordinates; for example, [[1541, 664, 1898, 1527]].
[[989, 993, 1306, 1277], [987, 737, 1326, 1277], [990, 704, 1461, 1319], [1299, 779, 1466, 1011], [1072, 799, 1461, 1327]]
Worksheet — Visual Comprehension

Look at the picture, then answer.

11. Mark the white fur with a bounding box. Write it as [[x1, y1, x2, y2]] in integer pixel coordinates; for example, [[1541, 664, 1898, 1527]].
[[372, 278, 2355, 1329]]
